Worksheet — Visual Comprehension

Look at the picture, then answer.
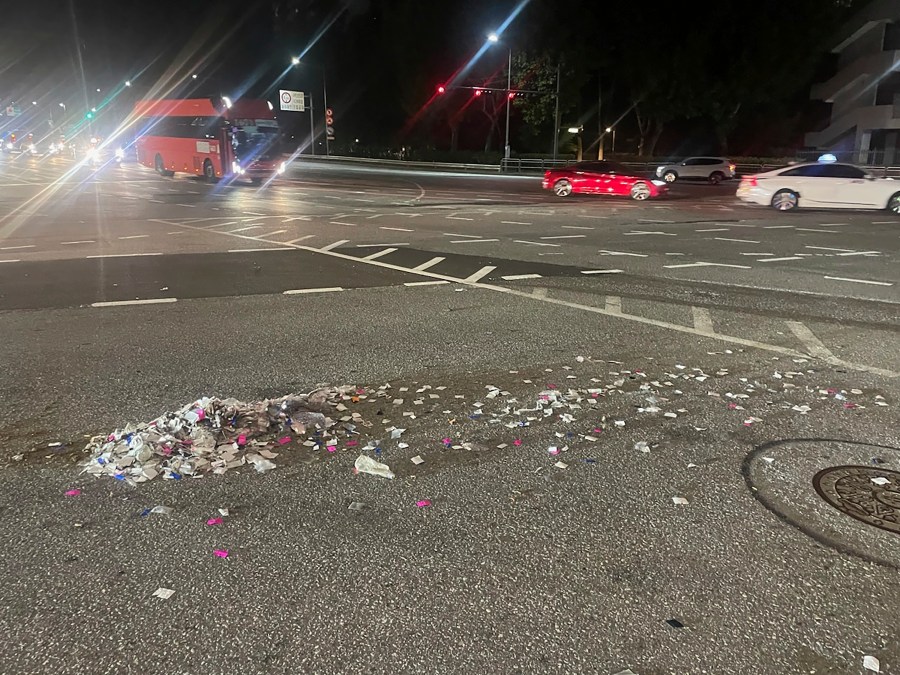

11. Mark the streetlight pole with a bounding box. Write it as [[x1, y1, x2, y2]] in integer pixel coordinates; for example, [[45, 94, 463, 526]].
[[504, 47, 512, 160], [322, 71, 330, 157], [552, 62, 561, 160]]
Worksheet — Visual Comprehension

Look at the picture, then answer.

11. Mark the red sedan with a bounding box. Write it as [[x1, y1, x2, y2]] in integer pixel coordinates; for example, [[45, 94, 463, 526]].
[[543, 161, 668, 201]]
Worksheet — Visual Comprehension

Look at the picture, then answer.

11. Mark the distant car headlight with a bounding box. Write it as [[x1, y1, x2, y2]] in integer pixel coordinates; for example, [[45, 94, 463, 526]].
[[278, 161, 286, 174], [5, 142, 13, 150], [652, 179, 667, 187], [115, 148, 125, 160], [656, 166, 665, 176], [28, 144, 36, 153]]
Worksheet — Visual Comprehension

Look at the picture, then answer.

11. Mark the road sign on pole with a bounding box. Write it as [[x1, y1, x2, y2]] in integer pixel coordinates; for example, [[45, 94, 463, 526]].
[[278, 90, 306, 112], [325, 107, 335, 141]]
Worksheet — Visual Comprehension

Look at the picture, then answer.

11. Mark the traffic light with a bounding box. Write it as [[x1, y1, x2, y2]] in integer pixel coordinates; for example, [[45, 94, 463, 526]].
[[85, 111, 94, 120], [474, 89, 483, 97], [437, 85, 446, 94]]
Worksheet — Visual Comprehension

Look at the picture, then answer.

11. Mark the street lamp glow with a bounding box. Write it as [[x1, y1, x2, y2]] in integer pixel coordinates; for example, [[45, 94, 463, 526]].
[[291, 56, 301, 66], [32, 101, 37, 105], [568, 127, 581, 134], [191, 74, 198, 79], [96, 88, 101, 93], [606, 127, 613, 133], [91, 107, 97, 113], [125, 80, 132, 87], [487, 33, 499, 43]]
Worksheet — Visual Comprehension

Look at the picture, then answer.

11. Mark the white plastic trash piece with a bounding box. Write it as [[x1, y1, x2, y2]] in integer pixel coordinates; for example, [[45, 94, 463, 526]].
[[150, 506, 173, 516], [152, 587, 175, 600], [863, 655, 880, 673], [354, 455, 395, 479], [246, 454, 277, 473], [871, 477, 891, 487], [672, 496, 689, 505], [411, 455, 425, 465], [554, 461, 569, 469], [634, 441, 650, 453]]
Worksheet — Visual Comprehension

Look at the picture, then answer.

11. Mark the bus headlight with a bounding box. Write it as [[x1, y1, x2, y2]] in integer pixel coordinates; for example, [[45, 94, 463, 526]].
[[115, 148, 125, 160], [278, 162, 286, 174], [232, 161, 245, 175]]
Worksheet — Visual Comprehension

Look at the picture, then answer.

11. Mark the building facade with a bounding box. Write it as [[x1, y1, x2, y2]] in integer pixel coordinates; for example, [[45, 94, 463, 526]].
[[806, 0, 900, 164]]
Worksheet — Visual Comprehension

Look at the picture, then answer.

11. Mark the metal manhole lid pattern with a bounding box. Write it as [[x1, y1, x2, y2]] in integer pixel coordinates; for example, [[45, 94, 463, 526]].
[[813, 466, 900, 535]]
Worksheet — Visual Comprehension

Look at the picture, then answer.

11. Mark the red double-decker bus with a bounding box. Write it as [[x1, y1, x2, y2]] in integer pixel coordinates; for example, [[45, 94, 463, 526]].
[[133, 97, 286, 185]]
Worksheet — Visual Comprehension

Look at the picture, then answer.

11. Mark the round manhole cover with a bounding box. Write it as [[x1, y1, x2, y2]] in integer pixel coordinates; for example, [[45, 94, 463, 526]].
[[813, 465, 900, 535]]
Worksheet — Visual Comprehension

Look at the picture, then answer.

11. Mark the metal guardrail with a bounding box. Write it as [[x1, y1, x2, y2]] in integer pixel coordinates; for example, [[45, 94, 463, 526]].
[[299, 154, 501, 173]]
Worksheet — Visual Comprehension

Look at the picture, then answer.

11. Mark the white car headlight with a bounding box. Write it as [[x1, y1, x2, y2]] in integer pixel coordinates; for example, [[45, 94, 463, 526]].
[[115, 148, 125, 159], [28, 144, 36, 153], [5, 142, 13, 150], [656, 166, 664, 176], [278, 162, 286, 174], [652, 179, 667, 187]]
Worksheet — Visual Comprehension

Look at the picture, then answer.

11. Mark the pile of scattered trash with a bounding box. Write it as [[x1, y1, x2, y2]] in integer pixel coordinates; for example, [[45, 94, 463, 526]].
[[81, 387, 358, 484]]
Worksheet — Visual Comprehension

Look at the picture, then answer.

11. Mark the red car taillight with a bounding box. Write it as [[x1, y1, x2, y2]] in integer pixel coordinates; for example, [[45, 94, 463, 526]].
[[745, 176, 758, 187]]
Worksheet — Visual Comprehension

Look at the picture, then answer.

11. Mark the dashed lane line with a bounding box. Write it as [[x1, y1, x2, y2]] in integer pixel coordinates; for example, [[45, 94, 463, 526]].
[[404, 280, 449, 287], [363, 248, 398, 261], [61, 240, 95, 245], [227, 248, 286, 253], [355, 242, 409, 248], [758, 256, 803, 262], [692, 306, 715, 333], [514, 240, 561, 247], [330, 221, 358, 227], [823, 276, 894, 287], [413, 257, 445, 271], [796, 228, 840, 233], [696, 228, 730, 232], [91, 298, 177, 308], [0, 259, 21, 264], [501, 274, 543, 281], [283, 287, 345, 295], [444, 233, 482, 238], [714, 237, 761, 244], [0, 244, 36, 250], [562, 226, 594, 230], [464, 266, 497, 283], [664, 261, 752, 269], [805, 246, 854, 252], [501, 221, 532, 225], [787, 321, 836, 360], [540, 235, 586, 240], [286, 235, 316, 244], [623, 230, 677, 236], [581, 269, 623, 275], [599, 250, 648, 257], [380, 227, 414, 232], [148, 217, 900, 379], [118, 235, 149, 240], [321, 240, 350, 251], [450, 239, 500, 244], [86, 253, 163, 259]]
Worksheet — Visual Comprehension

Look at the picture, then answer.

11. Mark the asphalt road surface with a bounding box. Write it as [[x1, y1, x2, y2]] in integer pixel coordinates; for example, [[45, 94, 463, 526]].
[[0, 152, 898, 674]]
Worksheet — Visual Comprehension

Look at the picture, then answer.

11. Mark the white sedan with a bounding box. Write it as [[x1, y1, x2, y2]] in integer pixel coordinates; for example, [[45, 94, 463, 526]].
[[736, 161, 900, 214]]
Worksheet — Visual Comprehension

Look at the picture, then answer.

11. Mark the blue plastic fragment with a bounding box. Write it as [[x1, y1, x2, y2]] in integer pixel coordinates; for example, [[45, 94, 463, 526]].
[[583, 458, 597, 464], [97, 458, 106, 465], [374, 447, 382, 456], [140, 508, 151, 517], [113, 474, 125, 481], [171, 473, 182, 480]]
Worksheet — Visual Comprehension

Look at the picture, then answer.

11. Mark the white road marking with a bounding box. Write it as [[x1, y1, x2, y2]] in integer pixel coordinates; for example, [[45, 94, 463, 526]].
[[837, 251, 881, 257], [413, 257, 446, 271], [714, 237, 761, 243], [692, 306, 715, 333], [599, 250, 648, 257], [540, 235, 586, 240], [562, 225, 594, 230], [464, 266, 497, 283], [823, 276, 893, 287], [696, 228, 730, 232], [639, 219, 674, 223], [759, 256, 803, 262], [817, 223, 846, 226], [605, 296, 622, 313], [502, 221, 532, 225], [577, 215, 608, 219], [363, 247, 398, 260], [330, 221, 358, 227], [282, 216, 312, 222], [872, 220, 896, 224], [244, 212, 266, 216], [320, 240, 350, 251], [61, 240, 96, 245], [581, 269, 623, 275], [0, 259, 21, 264], [230, 225, 263, 233], [404, 280, 449, 287], [0, 244, 36, 250], [86, 253, 163, 258], [763, 225, 794, 229], [258, 230, 287, 238], [450, 238, 500, 244], [446, 216, 474, 221], [796, 227, 840, 233], [787, 321, 835, 360], [380, 226, 414, 232], [175, 203, 196, 208], [739, 252, 774, 256], [664, 261, 751, 269], [118, 235, 149, 240], [286, 235, 316, 244], [623, 230, 676, 236], [444, 233, 482, 238], [514, 240, 561, 247], [805, 246, 854, 252], [501, 274, 543, 281], [167, 232, 185, 235], [283, 287, 344, 295], [227, 248, 287, 253], [91, 298, 177, 307], [355, 242, 409, 248]]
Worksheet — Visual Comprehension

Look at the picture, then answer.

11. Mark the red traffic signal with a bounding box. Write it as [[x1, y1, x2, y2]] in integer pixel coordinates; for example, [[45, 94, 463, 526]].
[[437, 85, 446, 94], [507, 92, 515, 100], [474, 89, 482, 97]]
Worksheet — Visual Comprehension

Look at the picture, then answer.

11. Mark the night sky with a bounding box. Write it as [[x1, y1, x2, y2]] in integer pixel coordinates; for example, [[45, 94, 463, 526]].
[[0, 0, 862, 157]]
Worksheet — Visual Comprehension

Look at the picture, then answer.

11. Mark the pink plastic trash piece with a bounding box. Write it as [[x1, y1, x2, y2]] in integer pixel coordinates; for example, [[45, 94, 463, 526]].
[[416, 500, 431, 508], [728, 403, 738, 409], [513, 439, 522, 446], [593, 428, 603, 434], [195, 408, 206, 421], [547, 384, 557, 389], [346, 440, 358, 447], [548, 448, 561, 456], [237, 434, 247, 446], [278, 436, 291, 445], [327, 446, 337, 453], [441, 437, 452, 446], [540, 395, 550, 401], [843, 402, 858, 409], [357, 388, 366, 394], [65, 489, 81, 497], [206, 517, 223, 526], [591, 392, 600, 398], [213, 549, 229, 558]]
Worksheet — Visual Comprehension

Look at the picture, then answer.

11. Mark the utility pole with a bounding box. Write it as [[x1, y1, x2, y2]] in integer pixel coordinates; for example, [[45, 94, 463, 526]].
[[597, 76, 603, 160], [552, 62, 561, 160], [504, 47, 512, 160]]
